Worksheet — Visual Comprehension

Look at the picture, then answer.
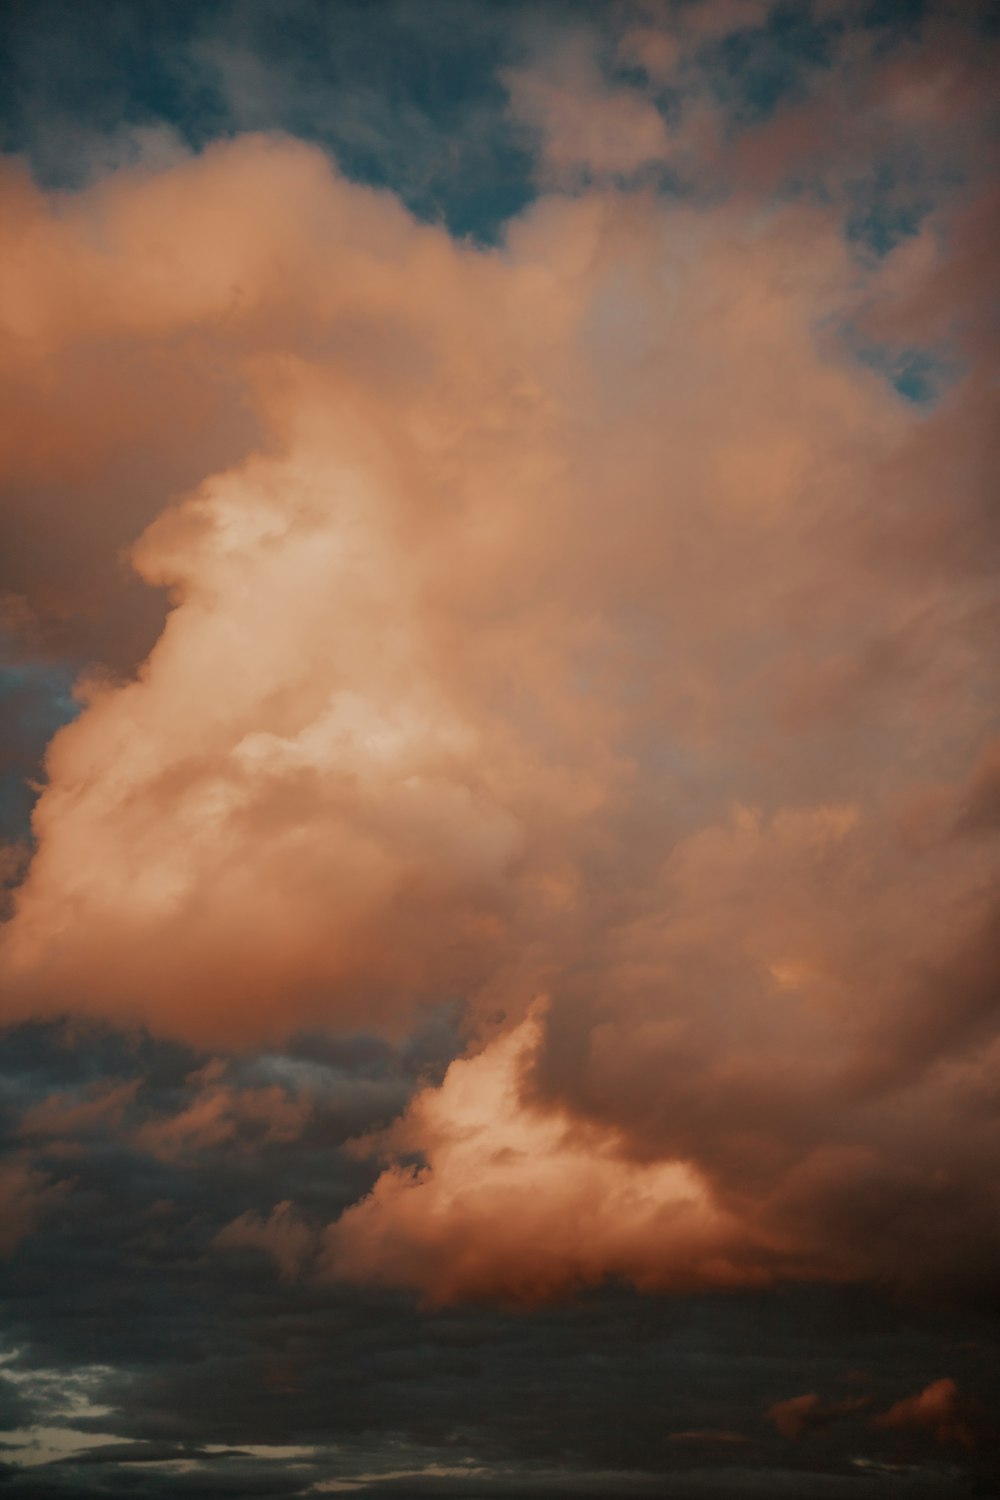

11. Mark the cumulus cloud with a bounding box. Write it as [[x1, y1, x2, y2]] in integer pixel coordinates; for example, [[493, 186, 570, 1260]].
[[323, 1008, 761, 1304], [0, 1, 997, 1310]]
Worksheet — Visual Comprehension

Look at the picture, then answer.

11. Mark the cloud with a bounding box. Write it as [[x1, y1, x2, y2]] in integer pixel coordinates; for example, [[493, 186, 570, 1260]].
[[872, 1377, 975, 1449], [504, 35, 673, 184], [135, 1066, 312, 1160], [0, 1, 997, 1315], [767, 1392, 866, 1440], [213, 1200, 317, 1282], [323, 1008, 762, 1304], [0, 1158, 66, 1255], [2, 1015, 998, 1497], [17, 1077, 140, 1139], [0, 150, 261, 675], [955, 735, 1000, 837]]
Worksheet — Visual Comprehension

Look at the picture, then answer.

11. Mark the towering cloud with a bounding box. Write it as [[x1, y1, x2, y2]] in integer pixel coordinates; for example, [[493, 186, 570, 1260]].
[[1, 6, 998, 1308]]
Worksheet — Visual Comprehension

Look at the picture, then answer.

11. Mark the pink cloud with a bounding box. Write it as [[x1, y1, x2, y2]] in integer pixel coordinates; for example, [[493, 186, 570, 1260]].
[[0, 118, 996, 1302]]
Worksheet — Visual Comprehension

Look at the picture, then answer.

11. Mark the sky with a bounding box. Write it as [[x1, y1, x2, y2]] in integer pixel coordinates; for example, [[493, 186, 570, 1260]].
[[0, 0, 998, 1495]]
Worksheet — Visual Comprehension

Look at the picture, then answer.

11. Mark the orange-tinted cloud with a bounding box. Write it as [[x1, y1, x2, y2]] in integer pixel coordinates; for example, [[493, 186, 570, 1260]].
[[873, 1378, 975, 1449], [135, 1064, 311, 1161], [323, 1009, 763, 1304], [505, 34, 673, 183], [0, 88, 997, 1304], [768, 1392, 866, 1440], [18, 1077, 141, 1139]]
